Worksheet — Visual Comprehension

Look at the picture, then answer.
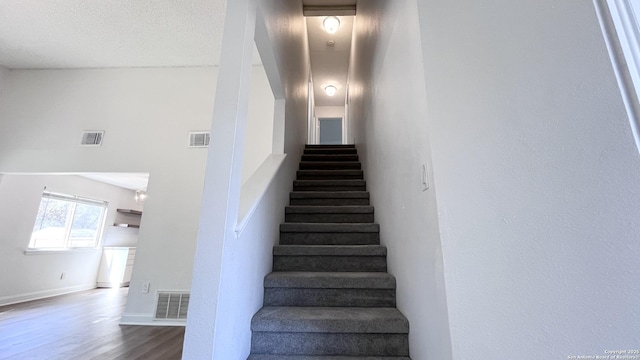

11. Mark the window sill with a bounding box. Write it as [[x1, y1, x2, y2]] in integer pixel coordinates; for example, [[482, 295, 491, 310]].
[[24, 248, 101, 255]]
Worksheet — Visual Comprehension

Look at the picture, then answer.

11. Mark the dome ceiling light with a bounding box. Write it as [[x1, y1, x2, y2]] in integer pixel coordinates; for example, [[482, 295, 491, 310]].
[[323, 16, 340, 34], [325, 85, 337, 97]]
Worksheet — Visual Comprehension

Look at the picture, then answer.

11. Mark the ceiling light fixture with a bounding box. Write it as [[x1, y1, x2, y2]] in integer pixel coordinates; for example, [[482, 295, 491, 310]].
[[325, 85, 337, 97], [135, 189, 147, 205], [323, 16, 340, 34]]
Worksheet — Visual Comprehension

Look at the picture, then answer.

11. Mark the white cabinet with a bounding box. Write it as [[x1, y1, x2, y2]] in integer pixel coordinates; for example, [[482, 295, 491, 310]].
[[96, 247, 136, 288]]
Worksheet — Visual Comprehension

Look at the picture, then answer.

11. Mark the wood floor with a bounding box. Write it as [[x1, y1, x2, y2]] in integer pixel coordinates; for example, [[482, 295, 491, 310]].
[[0, 288, 185, 360]]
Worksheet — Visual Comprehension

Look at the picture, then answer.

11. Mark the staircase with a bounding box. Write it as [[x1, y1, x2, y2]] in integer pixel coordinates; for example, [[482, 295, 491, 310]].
[[247, 144, 411, 360]]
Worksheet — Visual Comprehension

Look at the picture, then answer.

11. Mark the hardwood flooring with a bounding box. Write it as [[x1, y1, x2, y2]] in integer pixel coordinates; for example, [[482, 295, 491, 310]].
[[0, 288, 185, 360]]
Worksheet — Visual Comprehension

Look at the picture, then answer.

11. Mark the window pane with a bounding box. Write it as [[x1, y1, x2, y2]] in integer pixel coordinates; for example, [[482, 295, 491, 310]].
[[30, 198, 71, 248], [69, 203, 103, 247]]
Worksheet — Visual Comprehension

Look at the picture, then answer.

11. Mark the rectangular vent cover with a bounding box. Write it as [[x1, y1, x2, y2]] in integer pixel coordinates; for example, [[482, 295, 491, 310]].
[[154, 291, 189, 320], [80, 131, 104, 146], [188, 132, 210, 148]]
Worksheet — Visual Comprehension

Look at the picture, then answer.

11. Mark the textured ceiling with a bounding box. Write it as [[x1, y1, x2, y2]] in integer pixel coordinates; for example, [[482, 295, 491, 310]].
[[0, 0, 228, 69]]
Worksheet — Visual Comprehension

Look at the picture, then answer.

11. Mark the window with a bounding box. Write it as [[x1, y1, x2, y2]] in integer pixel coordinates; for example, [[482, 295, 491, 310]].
[[29, 191, 107, 250]]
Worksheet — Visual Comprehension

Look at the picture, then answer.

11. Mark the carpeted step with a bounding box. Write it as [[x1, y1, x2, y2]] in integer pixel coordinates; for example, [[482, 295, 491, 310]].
[[264, 272, 396, 307], [280, 223, 379, 245], [304, 148, 358, 155], [248, 356, 411, 360], [250, 307, 409, 356], [300, 161, 361, 170], [302, 154, 359, 162], [297, 170, 364, 180], [293, 180, 366, 191], [273, 245, 387, 272], [285, 206, 374, 223], [290, 191, 370, 206], [305, 144, 356, 148]]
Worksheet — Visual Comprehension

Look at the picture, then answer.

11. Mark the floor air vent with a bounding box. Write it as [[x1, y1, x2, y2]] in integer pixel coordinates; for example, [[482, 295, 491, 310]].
[[154, 291, 189, 320], [188, 131, 210, 148], [80, 131, 104, 146]]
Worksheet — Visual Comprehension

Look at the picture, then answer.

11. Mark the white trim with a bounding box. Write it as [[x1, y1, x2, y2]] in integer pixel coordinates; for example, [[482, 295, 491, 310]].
[[119, 313, 186, 327], [235, 154, 286, 236], [24, 248, 101, 255], [0, 283, 96, 307], [595, 0, 640, 152]]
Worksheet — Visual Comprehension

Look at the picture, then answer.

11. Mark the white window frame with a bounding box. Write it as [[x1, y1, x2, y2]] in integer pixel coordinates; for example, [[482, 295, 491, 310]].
[[27, 191, 108, 252]]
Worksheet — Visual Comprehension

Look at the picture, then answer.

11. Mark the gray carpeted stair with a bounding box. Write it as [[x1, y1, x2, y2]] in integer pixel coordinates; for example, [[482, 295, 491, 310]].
[[248, 356, 411, 360], [296, 169, 364, 180], [285, 205, 374, 223], [301, 154, 360, 162], [264, 272, 396, 307], [248, 144, 411, 359], [300, 161, 361, 170], [290, 191, 370, 206], [294, 179, 366, 191]]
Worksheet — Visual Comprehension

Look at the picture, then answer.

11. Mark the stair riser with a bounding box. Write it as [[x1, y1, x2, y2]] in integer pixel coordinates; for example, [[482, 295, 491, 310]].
[[304, 148, 358, 154], [280, 232, 379, 245], [301, 155, 359, 162], [273, 256, 387, 272], [251, 332, 409, 356], [293, 185, 366, 191], [290, 198, 369, 206], [264, 288, 396, 307], [285, 213, 374, 223], [300, 163, 361, 170], [305, 144, 356, 148], [296, 174, 363, 180]]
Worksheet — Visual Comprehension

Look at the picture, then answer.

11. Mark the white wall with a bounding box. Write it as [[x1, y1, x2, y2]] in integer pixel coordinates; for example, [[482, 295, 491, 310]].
[[315, 105, 344, 118], [242, 65, 275, 184], [183, 0, 309, 357], [0, 67, 215, 321], [348, 1, 452, 359], [0, 66, 9, 96], [417, 0, 640, 358], [0, 174, 138, 305]]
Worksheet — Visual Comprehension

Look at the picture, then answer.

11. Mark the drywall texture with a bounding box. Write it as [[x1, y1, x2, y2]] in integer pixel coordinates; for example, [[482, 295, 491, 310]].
[[417, 0, 640, 358], [242, 65, 275, 184], [0, 174, 138, 305], [0, 67, 216, 318], [347, 1, 452, 359]]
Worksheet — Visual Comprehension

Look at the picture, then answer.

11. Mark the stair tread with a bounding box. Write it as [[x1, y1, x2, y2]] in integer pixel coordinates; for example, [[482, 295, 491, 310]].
[[265, 272, 395, 289], [251, 307, 409, 333], [294, 180, 365, 185], [286, 206, 374, 214], [274, 245, 386, 256], [280, 223, 379, 233], [297, 170, 363, 174], [249, 356, 411, 360], [306, 144, 356, 148], [291, 191, 369, 199]]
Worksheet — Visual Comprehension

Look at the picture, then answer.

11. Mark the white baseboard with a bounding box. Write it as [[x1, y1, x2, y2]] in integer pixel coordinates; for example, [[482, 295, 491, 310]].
[[0, 283, 97, 307], [120, 313, 186, 327]]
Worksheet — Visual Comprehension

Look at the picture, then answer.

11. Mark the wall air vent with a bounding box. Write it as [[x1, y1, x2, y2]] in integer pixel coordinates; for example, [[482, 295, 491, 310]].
[[154, 291, 190, 320], [188, 131, 210, 148], [80, 131, 104, 146]]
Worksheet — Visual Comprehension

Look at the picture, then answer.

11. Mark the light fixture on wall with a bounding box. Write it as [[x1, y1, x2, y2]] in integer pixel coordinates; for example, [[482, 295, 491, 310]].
[[135, 189, 147, 205], [324, 85, 337, 97], [323, 16, 340, 34]]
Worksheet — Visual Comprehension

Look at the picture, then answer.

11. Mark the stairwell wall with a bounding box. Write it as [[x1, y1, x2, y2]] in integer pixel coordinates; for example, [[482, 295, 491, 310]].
[[347, 1, 453, 359], [183, 0, 309, 358], [417, 0, 640, 358], [0, 66, 8, 96]]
